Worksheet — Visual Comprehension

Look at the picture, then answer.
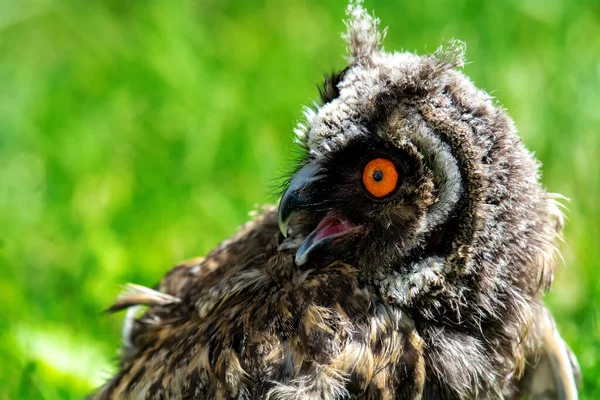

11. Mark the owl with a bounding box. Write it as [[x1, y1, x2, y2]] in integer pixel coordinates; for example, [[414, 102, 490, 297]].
[[93, 1, 580, 399]]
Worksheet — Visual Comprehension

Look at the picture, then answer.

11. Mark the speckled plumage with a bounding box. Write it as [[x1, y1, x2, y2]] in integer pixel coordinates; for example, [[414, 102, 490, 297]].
[[93, 1, 579, 399]]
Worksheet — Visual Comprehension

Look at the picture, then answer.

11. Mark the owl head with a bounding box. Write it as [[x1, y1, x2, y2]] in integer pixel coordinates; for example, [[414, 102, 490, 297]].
[[278, 0, 561, 324]]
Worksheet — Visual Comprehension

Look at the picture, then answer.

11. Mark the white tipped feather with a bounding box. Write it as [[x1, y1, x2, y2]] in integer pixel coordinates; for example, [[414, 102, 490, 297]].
[[108, 283, 180, 312]]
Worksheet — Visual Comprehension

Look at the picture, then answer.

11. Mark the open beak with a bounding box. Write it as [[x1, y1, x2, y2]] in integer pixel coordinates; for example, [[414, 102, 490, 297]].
[[278, 162, 358, 266]]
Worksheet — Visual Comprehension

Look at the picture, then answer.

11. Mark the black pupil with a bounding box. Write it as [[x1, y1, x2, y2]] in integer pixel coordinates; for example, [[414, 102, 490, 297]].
[[372, 170, 384, 182]]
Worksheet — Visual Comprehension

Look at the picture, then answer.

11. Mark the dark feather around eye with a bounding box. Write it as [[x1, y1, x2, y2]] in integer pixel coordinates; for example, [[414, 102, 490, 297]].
[[317, 68, 348, 104]]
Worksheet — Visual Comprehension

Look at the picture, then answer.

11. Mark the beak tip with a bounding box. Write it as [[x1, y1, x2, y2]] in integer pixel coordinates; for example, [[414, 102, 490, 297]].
[[278, 214, 289, 237], [294, 253, 307, 266], [280, 225, 288, 238]]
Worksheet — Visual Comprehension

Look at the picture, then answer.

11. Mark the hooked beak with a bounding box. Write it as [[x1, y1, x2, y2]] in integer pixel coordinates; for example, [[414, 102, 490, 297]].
[[278, 162, 358, 266], [278, 162, 322, 238]]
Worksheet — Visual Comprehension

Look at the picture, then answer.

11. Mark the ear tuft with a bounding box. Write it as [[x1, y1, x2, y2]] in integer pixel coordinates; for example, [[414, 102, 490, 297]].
[[318, 68, 348, 104], [343, 0, 385, 64], [432, 39, 467, 71]]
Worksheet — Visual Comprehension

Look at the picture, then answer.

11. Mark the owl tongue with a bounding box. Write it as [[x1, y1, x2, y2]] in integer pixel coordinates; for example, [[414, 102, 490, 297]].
[[312, 215, 356, 242], [295, 213, 357, 266]]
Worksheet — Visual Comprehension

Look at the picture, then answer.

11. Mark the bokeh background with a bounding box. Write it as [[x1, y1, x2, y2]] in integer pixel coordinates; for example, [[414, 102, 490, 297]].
[[1, 0, 598, 398]]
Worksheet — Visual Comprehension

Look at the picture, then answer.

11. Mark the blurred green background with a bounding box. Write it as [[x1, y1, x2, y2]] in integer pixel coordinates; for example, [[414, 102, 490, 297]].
[[0, 0, 598, 398]]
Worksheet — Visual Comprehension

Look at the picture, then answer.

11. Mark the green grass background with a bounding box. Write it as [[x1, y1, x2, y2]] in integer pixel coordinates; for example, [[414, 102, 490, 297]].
[[0, 0, 598, 398]]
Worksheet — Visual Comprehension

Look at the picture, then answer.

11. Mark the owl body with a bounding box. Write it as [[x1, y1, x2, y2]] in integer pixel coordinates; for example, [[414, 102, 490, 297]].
[[96, 209, 424, 399], [94, 2, 579, 399]]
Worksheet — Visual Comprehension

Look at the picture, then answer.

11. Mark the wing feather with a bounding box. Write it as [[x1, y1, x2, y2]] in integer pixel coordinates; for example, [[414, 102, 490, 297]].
[[106, 284, 181, 313], [522, 314, 580, 400]]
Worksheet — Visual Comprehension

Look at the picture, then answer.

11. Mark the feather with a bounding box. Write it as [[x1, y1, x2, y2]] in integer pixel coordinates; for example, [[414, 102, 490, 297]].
[[524, 323, 581, 400], [106, 283, 181, 313]]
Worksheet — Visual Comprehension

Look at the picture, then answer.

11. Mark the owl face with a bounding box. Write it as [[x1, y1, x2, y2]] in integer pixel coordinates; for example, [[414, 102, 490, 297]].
[[278, 123, 454, 270]]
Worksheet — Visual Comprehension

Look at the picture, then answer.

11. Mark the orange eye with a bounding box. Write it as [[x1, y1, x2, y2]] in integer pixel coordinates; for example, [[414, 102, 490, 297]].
[[362, 158, 399, 198]]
